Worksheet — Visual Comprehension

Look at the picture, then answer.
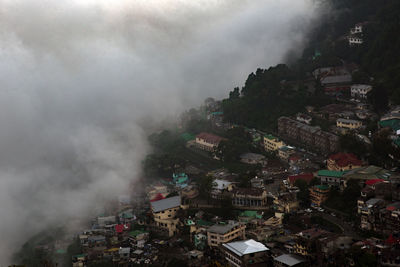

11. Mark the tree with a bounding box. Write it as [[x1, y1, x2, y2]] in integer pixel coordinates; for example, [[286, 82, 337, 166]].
[[294, 179, 310, 207], [199, 175, 215, 203]]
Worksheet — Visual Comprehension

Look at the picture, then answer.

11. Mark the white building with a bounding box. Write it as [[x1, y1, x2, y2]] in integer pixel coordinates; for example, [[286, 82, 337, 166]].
[[348, 36, 363, 46], [351, 84, 372, 99], [222, 239, 269, 267], [350, 23, 363, 34]]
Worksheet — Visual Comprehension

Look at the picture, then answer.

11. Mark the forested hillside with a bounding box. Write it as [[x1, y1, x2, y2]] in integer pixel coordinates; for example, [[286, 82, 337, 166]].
[[222, 0, 400, 130]]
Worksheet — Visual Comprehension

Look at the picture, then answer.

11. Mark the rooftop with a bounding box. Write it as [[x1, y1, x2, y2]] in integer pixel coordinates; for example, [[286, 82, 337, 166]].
[[150, 196, 181, 213], [344, 165, 391, 180], [329, 153, 362, 167], [274, 254, 305, 266], [208, 221, 241, 234], [196, 132, 225, 144], [317, 169, 347, 178], [264, 134, 278, 140], [222, 239, 269, 257]]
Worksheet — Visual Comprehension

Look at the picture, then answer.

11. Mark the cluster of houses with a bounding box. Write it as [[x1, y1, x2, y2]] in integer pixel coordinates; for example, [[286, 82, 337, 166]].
[[65, 22, 400, 267]]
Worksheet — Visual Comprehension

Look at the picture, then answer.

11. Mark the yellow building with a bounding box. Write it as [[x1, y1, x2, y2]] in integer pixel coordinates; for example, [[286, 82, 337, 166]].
[[264, 134, 285, 153], [207, 221, 246, 247], [336, 118, 362, 130], [309, 185, 330, 207], [151, 196, 181, 237]]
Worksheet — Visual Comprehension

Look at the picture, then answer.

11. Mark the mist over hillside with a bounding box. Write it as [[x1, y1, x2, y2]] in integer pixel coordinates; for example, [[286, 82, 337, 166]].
[[0, 0, 320, 263]]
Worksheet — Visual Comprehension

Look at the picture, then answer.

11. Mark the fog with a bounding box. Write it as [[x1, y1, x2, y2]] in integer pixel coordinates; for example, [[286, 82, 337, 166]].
[[0, 0, 320, 263]]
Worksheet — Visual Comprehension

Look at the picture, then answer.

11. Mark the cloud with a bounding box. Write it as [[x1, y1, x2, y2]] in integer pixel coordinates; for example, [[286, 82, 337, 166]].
[[0, 0, 319, 263]]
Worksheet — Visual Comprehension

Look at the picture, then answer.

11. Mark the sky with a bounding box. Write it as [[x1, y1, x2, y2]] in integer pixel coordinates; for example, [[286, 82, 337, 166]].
[[0, 0, 321, 263]]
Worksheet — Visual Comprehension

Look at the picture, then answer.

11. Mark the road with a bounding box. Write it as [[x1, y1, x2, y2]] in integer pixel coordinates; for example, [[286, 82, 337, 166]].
[[317, 211, 360, 239]]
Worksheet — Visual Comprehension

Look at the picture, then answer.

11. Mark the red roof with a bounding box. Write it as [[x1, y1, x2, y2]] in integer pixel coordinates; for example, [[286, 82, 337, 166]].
[[329, 153, 362, 167], [150, 193, 165, 202], [365, 179, 384, 186], [196, 132, 225, 145], [289, 173, 314, 185], [115, 224, 124, 233]]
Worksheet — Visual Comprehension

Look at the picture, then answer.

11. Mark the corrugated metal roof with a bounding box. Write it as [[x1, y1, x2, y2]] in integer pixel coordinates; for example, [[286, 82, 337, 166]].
[[274, 254, 305, 266], [223, 239, 269, 257], [151, 196, 181, 213]]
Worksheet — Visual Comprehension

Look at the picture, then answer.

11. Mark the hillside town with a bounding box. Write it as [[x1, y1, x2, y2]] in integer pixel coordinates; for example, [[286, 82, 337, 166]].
[[12, 1, 400, 267]]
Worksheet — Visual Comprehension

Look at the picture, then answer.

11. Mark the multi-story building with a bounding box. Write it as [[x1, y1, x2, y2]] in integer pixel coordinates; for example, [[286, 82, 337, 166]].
[[327, 153, 362, 171], [231, 188, 268, 209], [278, 116, 339, 154], [296, 113, 312, 124], [222, 239, 269, 267], [150, 196, 181, 237], [357, 198, 385, 231], [318, 170, 347, 188], [294, 228, 329, 256], [336, 118, 362, 130], [207, 221, 246, 247], [348, 35, 363, 45], [264, 134, 285, 153], [309, 185, 330, 207], [273, 192, 299, 214], [195, 132, 225, 152], [351, 84, 372, 99], [278, 146, 296, 161], [378, 202, 400, 235]]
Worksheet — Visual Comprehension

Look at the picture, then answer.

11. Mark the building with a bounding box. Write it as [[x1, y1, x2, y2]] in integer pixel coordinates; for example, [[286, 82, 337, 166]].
[[343, 165, 392, 184], [274, 254, 306, 267], [350, 23, 363, 34], [264, 134, 285, 153], [195, 132, 225, 152], [250, 176, 264, 189], [351, 84, 372, 99], [378, 202, 400, 234], [231, 188, 268, 209], [278, 116, 339, 154], [211, 179, 234, 199], [357, 198, 385, 231], [273, 192, 299, 214], [278, 146, 296, 161], [222, 239, 269, 267], [240, 153, 266, 165], [150, 196, 181, 237], [294, 228, 329, 256], [309, 185, 330, 206], [336, 118, 362, 130], [348, 35, 363, 45], [207, 221, 246, 247], [318, 170, 347, 188], [296, 113, 312, 124], [327, 153, 362, 171]]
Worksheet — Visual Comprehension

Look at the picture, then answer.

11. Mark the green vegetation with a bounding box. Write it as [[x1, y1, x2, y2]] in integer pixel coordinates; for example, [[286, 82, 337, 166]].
[[324, 179, 361, 218], [311, 215, 342, 233]]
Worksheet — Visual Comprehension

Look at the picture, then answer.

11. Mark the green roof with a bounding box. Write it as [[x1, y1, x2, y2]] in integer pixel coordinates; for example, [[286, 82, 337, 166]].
[[181, 133, 195, 142], [379, 119, 400, 132], [315, 185, 330, 190], [120, 211, 134, 219], [264, 134, 277, 140], [239, 210, 262, 219], [317, 170, 347, 178], [129, 230, 148, 237]]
